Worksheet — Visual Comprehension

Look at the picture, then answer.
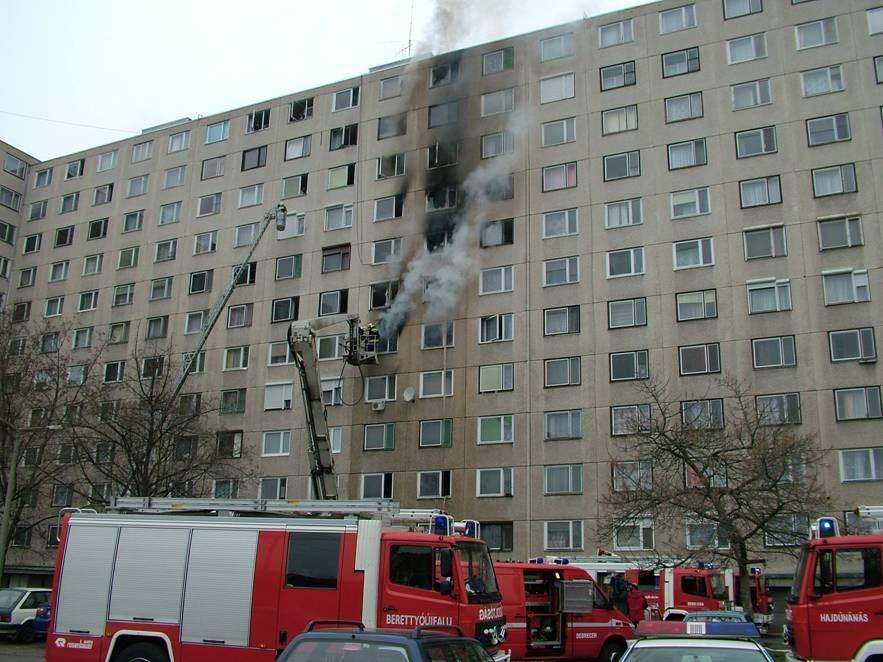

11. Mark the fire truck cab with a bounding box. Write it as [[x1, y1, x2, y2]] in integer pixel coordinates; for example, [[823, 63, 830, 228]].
[[494, 562, 633, 662], [46, 502, 508, 662], [724, 568, 772, 635]]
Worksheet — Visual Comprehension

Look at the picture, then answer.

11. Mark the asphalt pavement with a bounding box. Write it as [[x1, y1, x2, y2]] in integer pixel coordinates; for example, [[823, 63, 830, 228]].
[[0, 640, 44, 660]]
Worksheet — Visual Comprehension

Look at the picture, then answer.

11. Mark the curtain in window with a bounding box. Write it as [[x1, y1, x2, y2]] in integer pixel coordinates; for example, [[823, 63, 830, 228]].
[[824, 274, 852, 303], [749, 287, 776, 312], [837, 390, 865, 419], [843, 450, 871, 480], [814, 169, 840, 195], [669, 144, 694, 168], [742, 181, 768, 206]]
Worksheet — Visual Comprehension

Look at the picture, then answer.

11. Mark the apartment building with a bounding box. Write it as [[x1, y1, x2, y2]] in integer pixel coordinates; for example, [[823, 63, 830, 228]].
[[1, 0, 882, 581]]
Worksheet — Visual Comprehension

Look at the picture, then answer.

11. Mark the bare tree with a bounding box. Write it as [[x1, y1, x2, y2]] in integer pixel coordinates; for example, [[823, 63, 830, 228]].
[[600, 376, 829, 616], [65, 339, 246, 501]]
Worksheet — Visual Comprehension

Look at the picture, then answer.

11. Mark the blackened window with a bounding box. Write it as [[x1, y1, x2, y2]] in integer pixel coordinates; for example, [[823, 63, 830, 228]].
[[389, 545, 434, 590], [285, 531, 341, 588]]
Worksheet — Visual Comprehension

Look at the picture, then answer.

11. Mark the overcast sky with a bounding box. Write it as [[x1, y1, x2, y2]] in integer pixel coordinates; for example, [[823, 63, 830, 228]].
[[1, 0, 645, 161]]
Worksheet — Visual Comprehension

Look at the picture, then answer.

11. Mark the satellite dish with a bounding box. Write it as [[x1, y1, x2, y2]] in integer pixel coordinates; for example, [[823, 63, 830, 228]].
[[403, 387, 415, 402]]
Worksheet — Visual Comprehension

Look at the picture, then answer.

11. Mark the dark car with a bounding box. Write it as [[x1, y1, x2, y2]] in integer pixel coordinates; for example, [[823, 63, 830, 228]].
[[279, 621, 508, 662], [34, 602, 50, 638]]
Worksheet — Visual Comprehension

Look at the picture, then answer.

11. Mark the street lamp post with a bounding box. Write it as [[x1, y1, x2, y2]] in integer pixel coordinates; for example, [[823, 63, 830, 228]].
[[0, 418, 60, 584]]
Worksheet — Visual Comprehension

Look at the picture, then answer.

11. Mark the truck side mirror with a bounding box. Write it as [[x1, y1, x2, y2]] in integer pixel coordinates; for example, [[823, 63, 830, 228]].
[[437, 578, 453, 596], [438, 548, 453, 578]]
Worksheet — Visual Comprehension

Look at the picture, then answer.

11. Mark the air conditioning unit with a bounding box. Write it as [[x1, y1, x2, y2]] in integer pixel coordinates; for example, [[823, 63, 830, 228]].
[[371, 401, 386, 412]]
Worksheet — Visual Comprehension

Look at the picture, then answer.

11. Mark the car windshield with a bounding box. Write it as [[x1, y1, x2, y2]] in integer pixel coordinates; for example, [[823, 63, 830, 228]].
[[457, 541, 500, 604], [710, 573, 728, 600], [626, 647, 769, 662], [0, 590, 23, 609], [284, 640, 410, 662]]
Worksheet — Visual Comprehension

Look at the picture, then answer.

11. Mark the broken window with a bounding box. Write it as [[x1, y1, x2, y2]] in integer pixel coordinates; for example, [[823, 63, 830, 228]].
[[426, 215, 457, 251], [430, 61, 459, 87], [377, 153, 405, 179], [378, 114, 407, 139], [290, 97, 314, 122], [370, 281, 400, 310], [427, 142, 458, 169], [246, 108, 270, 133], [426, 186, 457, 212]]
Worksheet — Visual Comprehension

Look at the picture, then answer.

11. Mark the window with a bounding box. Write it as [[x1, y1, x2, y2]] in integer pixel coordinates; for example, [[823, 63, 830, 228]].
[[603, 151, 640, 180], [611, 404, 652, 436], [223, 346, 250, 371], [361, 473, 393, 499], [599, 18, 633, 47], [49, 261, 69, 282], [146, 315, 169, 339], [275, 254, 302, 281], [801, 65, 844, 97], [545, 358, 580, 387], [379, 75, 401, 99], [545, 521, 583, 551], [607, 247, 644, 278], [743, 225, 786, 260], [117, 246, 139, 269], [365, 375, 396, 402], [87, 218, 108, 241], [331, 86, 359, 111], [480, 218, 514, 248], [34, 168, 51, 188], [479, 363, 514, 393], [835, 387, 882, 421], [478, 415, 514, 445], [72, 327, 93, 349], [807, 113, 850, 147], [112, 284, 134, 307], [417, 471, 451, 499], [796, 17, 838, 50], [426, 141, 458, 169], [428, 101, 458, 128], [482, 46, 514, 74], [602, 105, 638, 135], [541, 32, 574, 61], [215, 431, 241, 459], [818, 216, 863, 250], [327, 164, 355, 189], [543, 257, 579, 287], [753, 335, 797, 369], [290, 98, 314, 121], [430, 61, 459, 87], [608, 298, 646, 329], [732, 78, 772, 110], [189, 269, 214, 294], [270, 297, 298, 323], [544, 464, 582, 495], [542, 409, 582, 441], [52, 485, 72, 508], [600, 61, 636, 91], [724, 0, 762, 19], [279, 212, 305, 239], [44, 296, 64, 317], [764, 514, 809, 547], [281, 174, 308, 199], [206, 120, 230, 143], [542, 208, 578, 237], [540, 73, 575, 104], [168, 130, 190, 152], [610, 350, 649, 381], [227, 303, 254, 328], [665, 92, 703, 123], [668, 139, 707, 169], [109, 322, 131, 345], [671, 187, 710, 219], [377, 114, 406, 140], [372, 238, 402, 265], [481, 88, 515, 117], [679, 343, 721, 375], [682, 399, 724, 430], [103, 361, 125, 383], [213, 480, 240, 498], [321, 379, 343, 406], [93, 183, 113, 206], [330, 123, 358, 150], [812, 164, 857, 196], [614, 461, 653, 491], [476, 468, 514, 498], [41, 332, 59, 353], [11, 302, 30, 322], [140, 355, 165, 379], [479, 265, 513, 294], [259, 477, 287, 500], [156, 202, 182, 227], [18, 266, 35, 287], [197, 193, 222, 217], [3, 154, 26, 178], [420, 370, 453, 398], [319, 289, 348, 316], [23, 233, 41, 254], [78, 290, 98, 311], [740, 175, 781, 208], [154, 239, 177, 263], [53, 226, 74, 248], [869, 7, 883, 34], [841, 447, 883, 481], [246, 108, 270, 133], [660, 4, 696, 33], [541, 117, 576, 148], [364, 424, 395, 451], [59, 192, 78, 214], [543, 306, 580, 336], [264, 382, 294, 411], [321, 244, 351, 273], [28, 200, 46, 221], [269, 340, 296, 365], [737, 126, 777, 158], [727, 33, 767, 64], [184, 311, 206, 335], [238, 185, 263, 209], [757, 393, 801, 425], [480, 131, 514, 159], [131, 141, 152, 162], [285, 135, 311, 160], [662, 47, 700, 77], [422, 322, 454, 350], [823, 271, 871, 305], [377, 154, 406, 180], [241, 145, 267, 171], [686, 521, 729, 550], [64, 158, 84, 179], [420, 419, 453, 448], [122, 210, 144, 233], [369, 281, 399, 310]]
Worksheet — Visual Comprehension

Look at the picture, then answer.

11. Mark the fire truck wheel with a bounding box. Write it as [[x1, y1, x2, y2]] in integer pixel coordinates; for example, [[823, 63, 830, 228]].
[[116, 642, 170, 662], [599, 640, 626, 662], [15, 621, 35, 644]]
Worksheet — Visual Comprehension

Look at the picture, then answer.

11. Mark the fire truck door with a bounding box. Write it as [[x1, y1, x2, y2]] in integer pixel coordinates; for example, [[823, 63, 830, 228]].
[[380, 544, 460, 630]]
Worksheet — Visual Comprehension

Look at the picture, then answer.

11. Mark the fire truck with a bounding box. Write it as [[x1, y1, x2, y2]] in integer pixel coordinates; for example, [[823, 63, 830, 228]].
[[494, 562, 633, 662], [46, 499, 508, 662], [785, 509, 883, 662], [723, 568, 772, 635], [557, 557, 729, 621]]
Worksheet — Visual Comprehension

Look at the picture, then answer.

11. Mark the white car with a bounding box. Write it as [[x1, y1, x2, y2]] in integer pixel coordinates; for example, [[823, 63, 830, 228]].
[[0, 587, 52, 643]]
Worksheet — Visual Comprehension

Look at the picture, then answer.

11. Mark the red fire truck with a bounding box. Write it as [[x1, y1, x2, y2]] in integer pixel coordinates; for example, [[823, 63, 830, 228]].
[[561, 558, 728, 620], [45, 499, 509, 662], [494, 562, 633, 661], [724, 569, 773, 635], [785, 513, 883, 662]]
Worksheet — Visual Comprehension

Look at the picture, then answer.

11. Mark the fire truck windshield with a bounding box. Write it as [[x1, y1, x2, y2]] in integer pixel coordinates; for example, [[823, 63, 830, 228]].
[[787, 545, 810, 604], [457, 541, 501, 604], [710, 573, 728, 600]]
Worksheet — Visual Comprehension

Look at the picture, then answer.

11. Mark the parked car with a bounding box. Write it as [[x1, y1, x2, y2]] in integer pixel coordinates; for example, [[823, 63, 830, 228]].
[[622, 621, 771, 661], [0, 588, 52, 643], [279, 621, 508, 662], [34, 602, 50, 638]]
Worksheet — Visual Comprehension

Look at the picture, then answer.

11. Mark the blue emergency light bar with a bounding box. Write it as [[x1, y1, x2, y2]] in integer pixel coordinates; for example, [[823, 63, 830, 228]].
[[433, 514, 452, 535], [528, 556, 569, 565], [636, 621, 760, 638]]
